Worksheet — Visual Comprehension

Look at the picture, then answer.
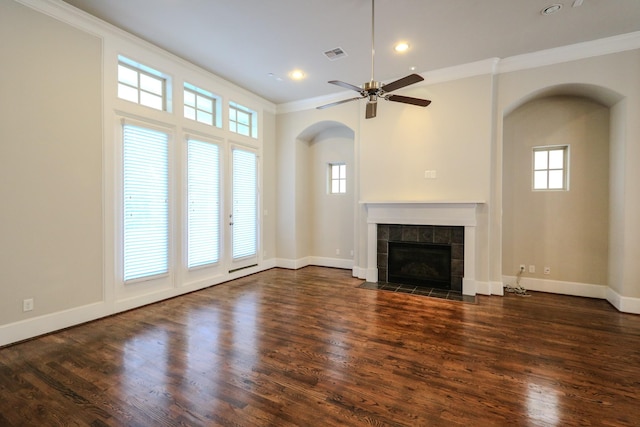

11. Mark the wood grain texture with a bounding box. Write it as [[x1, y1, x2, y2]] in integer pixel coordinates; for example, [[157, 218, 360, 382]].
[[1, 266, 639, 426]]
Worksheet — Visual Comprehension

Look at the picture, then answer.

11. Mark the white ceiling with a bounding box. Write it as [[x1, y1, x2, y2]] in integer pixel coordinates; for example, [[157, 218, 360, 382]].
[[61, 0, 640, 105]]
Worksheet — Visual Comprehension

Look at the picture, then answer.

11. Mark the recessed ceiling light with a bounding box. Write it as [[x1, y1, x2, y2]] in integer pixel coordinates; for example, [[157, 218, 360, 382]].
[[541, 4, 562, 15], [289, 69, 305, 80], [394, 42, 409, 53]]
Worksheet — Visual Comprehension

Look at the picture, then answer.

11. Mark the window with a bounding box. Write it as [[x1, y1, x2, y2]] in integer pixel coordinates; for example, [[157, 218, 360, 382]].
[[231, 148, 257, 260], [187, 139, 220, 268], [329, 163, 346, 194], [118, 56, 169, 111], [533, 146, 568, 190], [229, 101, 258, 138], [184, 83, 221, 127], [122, 124, 169, 281]]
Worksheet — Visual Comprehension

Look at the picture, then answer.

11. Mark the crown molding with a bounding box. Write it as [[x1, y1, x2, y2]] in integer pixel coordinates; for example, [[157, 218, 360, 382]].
[[497, 31, 640, 74]]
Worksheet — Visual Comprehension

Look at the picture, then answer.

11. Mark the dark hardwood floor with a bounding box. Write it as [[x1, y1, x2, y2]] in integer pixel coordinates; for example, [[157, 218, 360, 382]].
[[1, 266, 639, 426]]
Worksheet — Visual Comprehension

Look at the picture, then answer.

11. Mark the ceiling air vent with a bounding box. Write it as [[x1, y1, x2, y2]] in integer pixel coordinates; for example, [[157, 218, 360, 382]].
[[324, 47, 347, 61]]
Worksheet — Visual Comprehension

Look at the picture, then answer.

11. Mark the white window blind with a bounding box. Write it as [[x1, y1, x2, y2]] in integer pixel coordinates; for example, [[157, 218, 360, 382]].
[[187, 139, 220, 268], [232, 148, 257, 260], [123, 124, 169, 281]]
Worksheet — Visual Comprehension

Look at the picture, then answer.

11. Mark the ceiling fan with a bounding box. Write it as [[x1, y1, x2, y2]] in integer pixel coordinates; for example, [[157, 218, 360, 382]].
[[317, 0, 431, 119]]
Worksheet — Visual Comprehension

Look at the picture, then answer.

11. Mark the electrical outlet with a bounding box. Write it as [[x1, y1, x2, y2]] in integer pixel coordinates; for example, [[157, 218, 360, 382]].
[[529, 265, 536, 273], [23, 298, 34, 312], [544, 266, 551, 275], [336, 249, 340, 255], [519, 264, 525, 272]]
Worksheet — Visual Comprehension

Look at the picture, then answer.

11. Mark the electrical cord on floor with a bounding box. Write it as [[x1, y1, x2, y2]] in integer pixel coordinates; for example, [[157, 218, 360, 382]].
[[504, 268, 531, 297]]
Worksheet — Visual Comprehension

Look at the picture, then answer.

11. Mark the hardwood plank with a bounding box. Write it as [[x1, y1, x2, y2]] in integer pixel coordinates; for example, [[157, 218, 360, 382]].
[[1, 266, 639, 426]]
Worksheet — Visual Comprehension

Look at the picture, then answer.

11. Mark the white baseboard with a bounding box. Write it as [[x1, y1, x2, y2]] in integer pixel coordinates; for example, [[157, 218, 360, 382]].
[[0, 262, 275, 347], [0, 301, 110, 347], [352, 266, 367, 280], [275, 257, 353, 270], [502, 275, 608, 299], [606, 288, 640, 314]]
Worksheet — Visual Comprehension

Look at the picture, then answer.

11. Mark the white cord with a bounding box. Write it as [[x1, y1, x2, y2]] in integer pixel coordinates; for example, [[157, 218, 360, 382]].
[[504, 268, 530, 296]]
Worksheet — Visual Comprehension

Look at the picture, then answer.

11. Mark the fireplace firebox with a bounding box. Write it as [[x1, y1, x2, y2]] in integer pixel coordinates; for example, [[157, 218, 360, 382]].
[[377, 224, 464, 292], [388, 241, 451, 289]]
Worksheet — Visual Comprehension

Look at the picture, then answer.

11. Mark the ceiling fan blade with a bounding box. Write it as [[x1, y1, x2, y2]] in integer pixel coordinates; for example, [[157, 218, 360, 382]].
[[328, 80, 363, 93], [381, 73, 424, 93], [365, 102, 377, 119], [316, 96, 364, 110], [386, 94, 431, 107]]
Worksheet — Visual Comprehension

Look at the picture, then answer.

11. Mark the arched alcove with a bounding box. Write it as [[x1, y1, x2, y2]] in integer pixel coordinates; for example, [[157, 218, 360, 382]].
[[501, 84, 624, 296], [295, 121, 356, 268]]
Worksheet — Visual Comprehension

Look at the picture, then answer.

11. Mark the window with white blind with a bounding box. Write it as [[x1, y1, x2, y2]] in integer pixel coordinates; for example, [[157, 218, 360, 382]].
[[122, 124, 169, 282], [187, 139, 220, 268], [231, 148, 257, 261]]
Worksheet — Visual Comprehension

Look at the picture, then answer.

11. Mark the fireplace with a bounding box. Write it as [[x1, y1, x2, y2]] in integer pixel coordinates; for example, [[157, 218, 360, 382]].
[[363, 201, 481, 296], [388, 241, 452, 289], [377, 224, 464, 291]]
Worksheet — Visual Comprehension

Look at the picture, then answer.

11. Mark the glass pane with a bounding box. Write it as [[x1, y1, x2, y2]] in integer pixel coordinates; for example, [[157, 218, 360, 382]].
[[339, 164, 346, 179], [184, 90, 196, 107], [237, 111, 250, 126], [549, 149, 564, 169], [534, 151, 548, 170], [184, 105, 196, 121], [118, 83, 138, 103], [140, 74, 163, 96], [238, 124, 250, 136], [229, 121, 237, 133], [197, 110, 213, 125], [197, 95, 213, 113], [332, 180, 340, 193], [229, 108, 236, 121], [548, 170, 564, 189], [118, 65, 138, 87], [140, 92, 163, 110], [339, 180, 346, 193], [534, 171, 548, 189]]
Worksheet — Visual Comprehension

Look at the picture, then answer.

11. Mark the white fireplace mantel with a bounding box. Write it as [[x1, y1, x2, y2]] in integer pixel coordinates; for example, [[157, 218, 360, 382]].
[[362, 201, 484, 296]]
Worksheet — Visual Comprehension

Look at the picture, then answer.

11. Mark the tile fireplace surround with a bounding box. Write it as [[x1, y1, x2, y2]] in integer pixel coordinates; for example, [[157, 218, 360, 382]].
[[363, 201, 483, 296]]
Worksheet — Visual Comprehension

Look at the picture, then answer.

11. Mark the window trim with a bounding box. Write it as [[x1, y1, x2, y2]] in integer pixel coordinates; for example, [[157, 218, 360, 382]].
[[229, 101, 258, 139], [329, 162, 347, 194], [183, 82, 222, 128], [117, 55, 171, 112], [532, 145, 570, 191]]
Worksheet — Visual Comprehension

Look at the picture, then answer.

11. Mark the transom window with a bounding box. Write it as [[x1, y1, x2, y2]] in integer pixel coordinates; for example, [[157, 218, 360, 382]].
[[229, 101, 258, 138], [184, 82, 220, 127], [329, 163, 347, 194], [533, 146, 569, 190], [117, 56, 169, 111]]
